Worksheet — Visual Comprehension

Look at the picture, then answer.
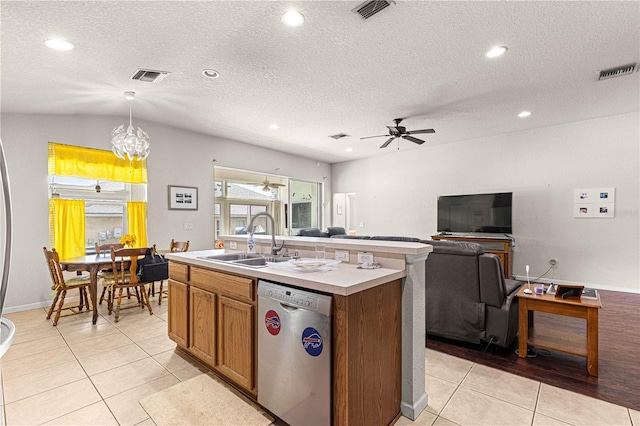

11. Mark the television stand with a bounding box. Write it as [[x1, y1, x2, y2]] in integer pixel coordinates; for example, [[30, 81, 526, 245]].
[[430, 234, 514, 278]]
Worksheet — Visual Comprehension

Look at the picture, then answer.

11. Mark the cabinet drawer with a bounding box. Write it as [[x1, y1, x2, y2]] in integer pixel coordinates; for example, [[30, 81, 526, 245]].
[[191, 267, 254, 302], [169, 262, 189, 282]]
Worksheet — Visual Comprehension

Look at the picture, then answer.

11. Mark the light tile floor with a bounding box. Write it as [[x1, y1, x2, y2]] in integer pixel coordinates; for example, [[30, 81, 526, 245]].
[[2, 301, 639, 426]]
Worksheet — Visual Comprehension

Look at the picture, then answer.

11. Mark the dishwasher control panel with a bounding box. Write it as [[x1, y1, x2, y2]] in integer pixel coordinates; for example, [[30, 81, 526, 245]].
[[258, 281, 332, 315]]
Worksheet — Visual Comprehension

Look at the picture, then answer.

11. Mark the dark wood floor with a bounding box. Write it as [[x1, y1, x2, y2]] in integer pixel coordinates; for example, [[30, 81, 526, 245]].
[[425, 289, 640, 411]]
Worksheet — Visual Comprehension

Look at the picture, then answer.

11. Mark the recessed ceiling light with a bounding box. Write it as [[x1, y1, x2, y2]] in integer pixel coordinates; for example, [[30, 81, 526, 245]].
[[202, 69, 220, 79], [345, 147, 353, 152], [485, 46, 507, 58], [45, 39, 74, 51], [269, 124, 280, 130], [518, 111, 532, 118], [282, 10, 305, 26]]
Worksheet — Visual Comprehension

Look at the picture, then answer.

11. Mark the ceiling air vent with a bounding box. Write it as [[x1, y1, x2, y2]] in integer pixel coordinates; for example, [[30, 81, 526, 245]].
[[598, 63, 637, 81], [329, 133, 350, 140], [352, 0, 394, 20], [130, 68, 171, 83]]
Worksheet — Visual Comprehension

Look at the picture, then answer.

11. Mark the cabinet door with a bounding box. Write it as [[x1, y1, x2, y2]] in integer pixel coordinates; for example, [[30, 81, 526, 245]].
[[217, 295, 254, 392], [190, 286, 217, 366], [168, 279, 189, 348]]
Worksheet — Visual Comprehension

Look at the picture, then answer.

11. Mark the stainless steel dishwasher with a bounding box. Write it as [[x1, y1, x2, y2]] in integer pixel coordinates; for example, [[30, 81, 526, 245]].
[[258, 280, 332, 426]]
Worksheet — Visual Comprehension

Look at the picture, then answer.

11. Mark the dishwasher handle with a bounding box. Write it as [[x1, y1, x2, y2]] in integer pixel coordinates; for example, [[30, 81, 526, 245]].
[[280, 303, 299, 312]]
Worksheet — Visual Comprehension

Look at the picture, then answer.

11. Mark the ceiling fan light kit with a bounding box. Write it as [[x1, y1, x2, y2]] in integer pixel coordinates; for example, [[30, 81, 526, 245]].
[[361, 118, 435, 149]]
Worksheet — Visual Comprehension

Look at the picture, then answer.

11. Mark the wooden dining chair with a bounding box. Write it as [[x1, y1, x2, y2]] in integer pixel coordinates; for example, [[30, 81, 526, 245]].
[[160, 239, 188, 305], [95, 243, 129, 305], [170, 239, 190, 253], [43, 247, 93, 326], [149, 240, 189, 305], [101, 247, 154, 322]]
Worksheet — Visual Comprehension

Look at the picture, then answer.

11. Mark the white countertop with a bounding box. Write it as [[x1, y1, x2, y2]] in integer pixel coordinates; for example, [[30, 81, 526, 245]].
[[165, 249, 409, 296]]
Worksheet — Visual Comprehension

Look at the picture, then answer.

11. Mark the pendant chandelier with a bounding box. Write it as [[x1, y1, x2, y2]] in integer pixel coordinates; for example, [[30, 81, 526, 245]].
[[111, 91, 150, 161]]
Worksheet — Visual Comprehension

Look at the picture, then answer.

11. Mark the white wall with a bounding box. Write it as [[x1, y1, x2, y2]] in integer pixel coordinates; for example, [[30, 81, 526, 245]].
[[0, 113, 331, 311], [331, 113, 640, 292]]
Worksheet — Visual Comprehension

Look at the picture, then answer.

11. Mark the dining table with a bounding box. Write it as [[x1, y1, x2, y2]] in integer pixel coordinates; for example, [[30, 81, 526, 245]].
[[59, 254, 125, 324]]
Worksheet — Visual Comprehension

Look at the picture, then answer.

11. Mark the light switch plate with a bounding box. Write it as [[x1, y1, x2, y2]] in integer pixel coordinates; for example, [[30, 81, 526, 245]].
[[183, 222, 193, 231], [335, 250, 350, 262], [357, 252, 373, 264], [229, 241, 237, 250]]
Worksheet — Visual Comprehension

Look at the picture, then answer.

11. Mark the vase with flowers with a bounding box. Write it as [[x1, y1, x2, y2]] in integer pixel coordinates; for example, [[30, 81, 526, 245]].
[[120, 234, 137, 248]]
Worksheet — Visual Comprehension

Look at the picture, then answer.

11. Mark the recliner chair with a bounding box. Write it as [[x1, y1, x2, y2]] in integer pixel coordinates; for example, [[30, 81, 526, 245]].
[[421, 239, 522, 348]]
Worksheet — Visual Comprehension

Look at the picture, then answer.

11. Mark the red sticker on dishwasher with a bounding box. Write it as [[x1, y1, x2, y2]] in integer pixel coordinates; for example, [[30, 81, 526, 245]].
[[265, 310, 281, 335], [302, 327, 323, 356]]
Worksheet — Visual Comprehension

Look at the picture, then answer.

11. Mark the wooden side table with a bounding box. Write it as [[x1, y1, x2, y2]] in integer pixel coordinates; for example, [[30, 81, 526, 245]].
[[517, 285, 602, 376]]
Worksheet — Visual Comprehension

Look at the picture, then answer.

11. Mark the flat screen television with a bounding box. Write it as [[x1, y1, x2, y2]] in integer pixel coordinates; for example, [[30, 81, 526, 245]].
[[437, 192, 512, 234]]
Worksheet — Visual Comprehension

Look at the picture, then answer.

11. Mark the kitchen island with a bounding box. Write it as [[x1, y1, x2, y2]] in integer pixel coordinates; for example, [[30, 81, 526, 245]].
[[165, 236, 431, 425]]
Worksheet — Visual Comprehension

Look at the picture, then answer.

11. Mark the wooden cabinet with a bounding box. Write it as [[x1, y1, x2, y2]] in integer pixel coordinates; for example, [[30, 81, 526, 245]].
[[333, 279, 403, 426], [189, 286, 217, 365], [168, 279, 189, 347], [217, 295, 254, 391], [431, 234, 514, 278], [167, 261, 257, 395]]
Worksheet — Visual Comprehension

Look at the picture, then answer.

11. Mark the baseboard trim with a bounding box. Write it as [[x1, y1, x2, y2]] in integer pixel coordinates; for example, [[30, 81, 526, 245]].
[[2, 295, 83, 314], [401, 391, 428, 421]]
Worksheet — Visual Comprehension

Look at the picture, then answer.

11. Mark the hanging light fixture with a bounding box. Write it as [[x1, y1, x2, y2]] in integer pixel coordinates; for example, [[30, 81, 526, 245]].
[[111, 91, 150, 161]]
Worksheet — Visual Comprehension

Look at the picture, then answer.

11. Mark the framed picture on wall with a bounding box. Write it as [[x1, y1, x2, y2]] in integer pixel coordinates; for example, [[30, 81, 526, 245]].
[[168, 185, 198, 210]]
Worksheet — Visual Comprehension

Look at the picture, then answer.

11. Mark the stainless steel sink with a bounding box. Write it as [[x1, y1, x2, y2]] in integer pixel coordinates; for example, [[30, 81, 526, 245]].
[[198, 253, 263, 262], [198, 253, 291, 268], [233, 256, 291, 267], [233, 257, 269, 267]]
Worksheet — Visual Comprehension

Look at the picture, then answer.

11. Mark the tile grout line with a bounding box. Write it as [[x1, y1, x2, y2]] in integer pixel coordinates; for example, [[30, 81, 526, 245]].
[[531, 382, 541, 426], [433, 361, 474, 423], [42, 307, 170, 425], [44, 312, 120, 426]]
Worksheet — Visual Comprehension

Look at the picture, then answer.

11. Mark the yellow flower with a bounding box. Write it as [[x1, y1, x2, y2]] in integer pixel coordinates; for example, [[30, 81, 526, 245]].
[[119, 234, 137, 246]]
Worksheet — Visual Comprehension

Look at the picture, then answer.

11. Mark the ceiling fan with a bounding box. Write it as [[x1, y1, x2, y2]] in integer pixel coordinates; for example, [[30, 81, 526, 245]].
[[360, 118, 435, 148], [245, 176, 286, 191]]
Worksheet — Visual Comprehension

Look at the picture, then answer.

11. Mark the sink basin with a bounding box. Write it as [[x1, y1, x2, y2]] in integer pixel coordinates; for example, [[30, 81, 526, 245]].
[[233, 257, 269, 267], [232, 257, 291, 267], [198, 253, 291, 268], [198, 253, 263, 262]]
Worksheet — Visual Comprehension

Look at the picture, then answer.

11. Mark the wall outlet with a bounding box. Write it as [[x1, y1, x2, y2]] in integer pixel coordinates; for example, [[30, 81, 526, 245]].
[[359, 222, 364, 227], [183, 222, 194, 231], [357, 252, 374, 264], [549, 259, 557, 268], [335, 250, 350, 262], [229, 241, 237, 250]]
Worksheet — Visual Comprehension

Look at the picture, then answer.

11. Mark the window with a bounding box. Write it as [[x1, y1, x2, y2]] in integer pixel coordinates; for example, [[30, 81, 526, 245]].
[[48, 143, 148, 256], [49, 176, 145, 254], [289, 179, 322, 232], [214, 170, 281, 236], [214, 166, 323, 238]]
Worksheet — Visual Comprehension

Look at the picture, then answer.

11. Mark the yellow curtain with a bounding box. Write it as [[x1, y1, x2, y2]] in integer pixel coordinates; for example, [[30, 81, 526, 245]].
[[49, 199, 85, 259], [48, 142, 147, 183], [127, 202, 148, 247]]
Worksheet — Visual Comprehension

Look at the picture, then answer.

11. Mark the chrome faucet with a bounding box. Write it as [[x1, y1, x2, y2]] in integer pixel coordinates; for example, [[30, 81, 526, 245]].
[[248, 212, 284, 255]]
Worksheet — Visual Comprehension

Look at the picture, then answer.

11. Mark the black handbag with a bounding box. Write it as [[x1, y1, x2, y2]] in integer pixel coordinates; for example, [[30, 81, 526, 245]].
[[136, 248, 169, 282]]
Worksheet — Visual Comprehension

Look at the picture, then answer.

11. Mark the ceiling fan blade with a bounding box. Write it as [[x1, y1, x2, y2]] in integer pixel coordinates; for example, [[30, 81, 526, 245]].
[[406, 129, 435, 135], [380, 137, 396, 148], [360, 134, 389, 140], [402, 135, 425, 145]]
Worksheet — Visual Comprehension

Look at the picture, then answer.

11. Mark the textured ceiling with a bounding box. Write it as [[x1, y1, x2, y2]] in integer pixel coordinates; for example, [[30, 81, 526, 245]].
[[1, 1, 639, 163]]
